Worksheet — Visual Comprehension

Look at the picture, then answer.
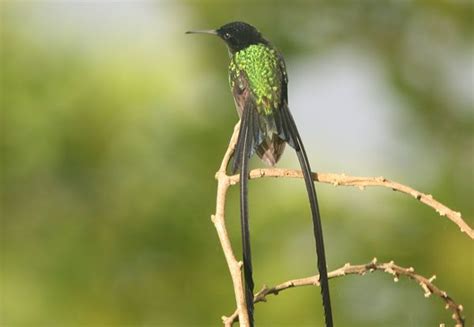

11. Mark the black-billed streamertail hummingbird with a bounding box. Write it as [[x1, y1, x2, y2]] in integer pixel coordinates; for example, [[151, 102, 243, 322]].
[[186, 22, 333, 327]]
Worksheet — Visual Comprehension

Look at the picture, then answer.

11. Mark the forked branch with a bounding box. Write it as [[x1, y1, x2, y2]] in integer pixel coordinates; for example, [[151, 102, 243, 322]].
[[212, 122, 471, 326]]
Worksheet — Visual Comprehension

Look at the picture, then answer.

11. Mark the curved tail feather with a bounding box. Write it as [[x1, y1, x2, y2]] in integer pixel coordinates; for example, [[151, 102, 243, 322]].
[[233, 103, 255, 326], [281, 105, 333, 327]]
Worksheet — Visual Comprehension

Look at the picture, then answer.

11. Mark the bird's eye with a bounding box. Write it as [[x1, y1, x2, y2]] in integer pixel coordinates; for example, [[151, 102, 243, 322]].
[[224, 32, 231, 39]]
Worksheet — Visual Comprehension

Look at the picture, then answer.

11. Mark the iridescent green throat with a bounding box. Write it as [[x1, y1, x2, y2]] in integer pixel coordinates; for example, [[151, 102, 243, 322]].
[[229, 44, 281, 115]]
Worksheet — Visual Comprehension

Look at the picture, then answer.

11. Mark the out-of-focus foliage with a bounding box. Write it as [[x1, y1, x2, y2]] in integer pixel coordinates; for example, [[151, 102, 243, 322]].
[[1, 1, 472, 326]]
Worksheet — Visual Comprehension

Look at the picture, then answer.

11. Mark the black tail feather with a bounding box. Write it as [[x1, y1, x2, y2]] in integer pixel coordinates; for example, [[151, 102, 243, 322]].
[[239, 105, 255, 326], [281, 105, 333, 327], [231, 102, 332, 327]]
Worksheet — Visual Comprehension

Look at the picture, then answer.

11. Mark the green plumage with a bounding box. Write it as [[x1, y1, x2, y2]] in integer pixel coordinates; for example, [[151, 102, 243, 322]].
[[227, 42, 289, 166], [229, 44, 281, 115]]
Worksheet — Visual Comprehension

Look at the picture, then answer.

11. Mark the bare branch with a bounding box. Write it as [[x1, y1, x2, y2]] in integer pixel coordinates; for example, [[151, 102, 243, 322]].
[[224, 259, 465, 327], [213, 122, 470, 326], [227, 169, 473, 239]]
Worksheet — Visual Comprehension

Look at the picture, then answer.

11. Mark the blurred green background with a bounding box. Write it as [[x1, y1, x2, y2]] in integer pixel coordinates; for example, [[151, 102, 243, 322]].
[[1, 1, 473, 326]]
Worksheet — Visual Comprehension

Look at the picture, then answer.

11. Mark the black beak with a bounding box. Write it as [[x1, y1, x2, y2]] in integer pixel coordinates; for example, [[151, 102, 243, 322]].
[[185, 29, 218, 36]]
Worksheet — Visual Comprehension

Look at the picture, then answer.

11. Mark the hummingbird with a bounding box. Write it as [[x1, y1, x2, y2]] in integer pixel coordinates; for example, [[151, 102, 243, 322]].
[[187, 22, 333, 327]]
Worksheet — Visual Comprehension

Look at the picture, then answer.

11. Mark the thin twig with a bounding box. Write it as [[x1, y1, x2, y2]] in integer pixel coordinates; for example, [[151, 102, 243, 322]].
[[227, 169, 473, 239], [224, 258, 465, 327]]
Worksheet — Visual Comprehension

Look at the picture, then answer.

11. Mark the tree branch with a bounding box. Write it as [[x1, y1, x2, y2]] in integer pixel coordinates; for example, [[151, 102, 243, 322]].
[[227, 169, 473, 239], [212, 122, 251, 327], [212, 122, 471, 326], [224, 258, 465, 327]]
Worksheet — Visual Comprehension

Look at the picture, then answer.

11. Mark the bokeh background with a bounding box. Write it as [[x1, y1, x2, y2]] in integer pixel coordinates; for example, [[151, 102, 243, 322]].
[[1, 1, 473, 326]]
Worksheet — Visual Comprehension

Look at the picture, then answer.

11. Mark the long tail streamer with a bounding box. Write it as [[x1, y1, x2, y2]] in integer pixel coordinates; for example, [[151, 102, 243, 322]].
[[235, 105, 255, 326], [282, 105, 333, 327]]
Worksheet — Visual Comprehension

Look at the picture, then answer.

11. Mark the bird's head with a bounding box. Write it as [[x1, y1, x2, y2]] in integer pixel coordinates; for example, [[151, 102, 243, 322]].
[[186, 21, 266, 53]]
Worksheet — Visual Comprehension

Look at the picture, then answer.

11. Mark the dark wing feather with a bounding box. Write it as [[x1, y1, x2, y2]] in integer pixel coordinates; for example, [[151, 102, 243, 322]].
[[230, 71, 261, 174], [274, 50, 297, 150]]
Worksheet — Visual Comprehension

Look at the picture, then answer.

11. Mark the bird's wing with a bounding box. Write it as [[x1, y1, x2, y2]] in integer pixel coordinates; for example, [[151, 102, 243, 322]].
[[230, 70, 260, 174]]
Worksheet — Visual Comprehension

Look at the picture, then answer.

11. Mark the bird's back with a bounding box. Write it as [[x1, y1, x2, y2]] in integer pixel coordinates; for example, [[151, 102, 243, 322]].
[[229, 43, 289, 166]]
